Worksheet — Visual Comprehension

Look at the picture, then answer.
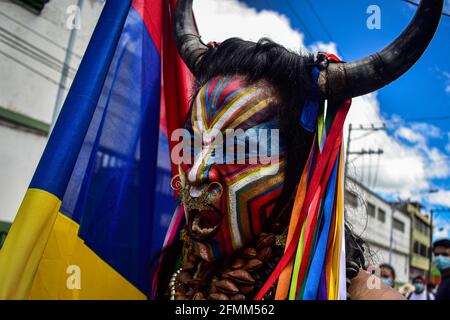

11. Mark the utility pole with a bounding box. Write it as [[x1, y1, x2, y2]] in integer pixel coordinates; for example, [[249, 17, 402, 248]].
[[51, 0, 85, 131], [345, 123, 386, 186]]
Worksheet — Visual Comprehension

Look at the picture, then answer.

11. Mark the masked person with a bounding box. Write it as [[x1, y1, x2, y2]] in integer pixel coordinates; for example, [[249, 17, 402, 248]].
[[379, 264, 396, 288], [155, 0, 443, 300], [407, 275, 434, 300], [433, 239, 450, 300]]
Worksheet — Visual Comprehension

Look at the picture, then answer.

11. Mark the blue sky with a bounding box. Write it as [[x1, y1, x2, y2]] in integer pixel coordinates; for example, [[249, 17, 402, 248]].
[[195, 0, 450, 238], [241, 0, 450, 141], [242, 0, 450, 239]]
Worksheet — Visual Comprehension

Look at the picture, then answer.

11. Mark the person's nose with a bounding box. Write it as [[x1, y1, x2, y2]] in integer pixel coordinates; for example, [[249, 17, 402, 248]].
[[187, 164, 221, 198]]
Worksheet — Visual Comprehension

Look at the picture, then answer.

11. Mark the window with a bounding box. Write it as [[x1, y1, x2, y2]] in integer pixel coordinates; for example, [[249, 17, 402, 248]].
[[12, 0, 49, 14], [367, 202, 376, 218], [413, 241, 420, 254], [420, 244, 428, 257], [377, 208, 386, 223], [345, 191, 358, 208], [393, 218, 405, 232], [414, 241, 430, 258], [415, 218, 430, 236]]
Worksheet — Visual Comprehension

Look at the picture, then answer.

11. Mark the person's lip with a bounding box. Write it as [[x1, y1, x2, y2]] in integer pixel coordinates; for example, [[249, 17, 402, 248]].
[[187, 205, 222, 241]]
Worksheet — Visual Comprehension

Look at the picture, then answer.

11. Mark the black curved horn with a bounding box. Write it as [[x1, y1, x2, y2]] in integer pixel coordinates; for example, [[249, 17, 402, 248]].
[[173, 0, 208, 75], [320, 0, 444, 100]]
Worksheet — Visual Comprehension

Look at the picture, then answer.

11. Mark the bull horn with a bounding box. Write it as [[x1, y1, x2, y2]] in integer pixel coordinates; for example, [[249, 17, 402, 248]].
[[320, 0, 444, 100], [174, 0, 209, 75]]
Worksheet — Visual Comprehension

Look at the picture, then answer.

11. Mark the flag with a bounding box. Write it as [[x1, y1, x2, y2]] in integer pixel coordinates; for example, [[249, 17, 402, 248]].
[[0, 0, 192, 299]]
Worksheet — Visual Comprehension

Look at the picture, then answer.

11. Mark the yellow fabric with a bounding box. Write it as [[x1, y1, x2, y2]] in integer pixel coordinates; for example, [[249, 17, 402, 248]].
[[0, 189, 60, 299], [28, 212, 146, 300], [326, 147, 344, 300], [0, 188, 146, 300]]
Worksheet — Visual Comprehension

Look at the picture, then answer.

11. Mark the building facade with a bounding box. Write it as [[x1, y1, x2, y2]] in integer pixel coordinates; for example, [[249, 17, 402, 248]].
[[345, 177, 412, 284], [399, 202, 432, 280], [0, 0, 103, 226]]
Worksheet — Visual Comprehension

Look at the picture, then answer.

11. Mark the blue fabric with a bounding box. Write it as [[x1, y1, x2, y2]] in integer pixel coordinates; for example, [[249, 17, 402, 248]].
[[302, 154, 338, 299], [47, 5, 173, 296], [300, 67, 321, 132], [30, 0, 133, 198], [317, 267, 328, 300]]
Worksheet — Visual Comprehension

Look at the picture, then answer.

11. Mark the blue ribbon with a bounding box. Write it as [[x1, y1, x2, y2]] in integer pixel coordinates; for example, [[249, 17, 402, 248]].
[[300, 66, 321, 132]]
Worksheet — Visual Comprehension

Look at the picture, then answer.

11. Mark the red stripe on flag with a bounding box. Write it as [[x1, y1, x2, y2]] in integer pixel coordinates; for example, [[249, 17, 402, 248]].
[[132, 0, 163, 54]]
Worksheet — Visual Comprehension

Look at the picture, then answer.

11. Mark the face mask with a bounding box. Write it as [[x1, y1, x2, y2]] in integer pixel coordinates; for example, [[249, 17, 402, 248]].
[[414, 283, 424, 293], [382, 277, 393, 288], [433, 255, 450, 272], [181, 76, 286, 261]]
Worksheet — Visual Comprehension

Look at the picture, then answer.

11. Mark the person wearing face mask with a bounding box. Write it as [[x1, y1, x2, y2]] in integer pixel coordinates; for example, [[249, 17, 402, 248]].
[[407, 275, 434, 300], [433, 238, 450, 300], [379, 263, 396, 288]]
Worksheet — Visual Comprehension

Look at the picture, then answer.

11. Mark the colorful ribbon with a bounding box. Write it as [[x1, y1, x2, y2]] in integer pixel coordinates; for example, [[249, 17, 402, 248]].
[[256, 54, 351, 300]]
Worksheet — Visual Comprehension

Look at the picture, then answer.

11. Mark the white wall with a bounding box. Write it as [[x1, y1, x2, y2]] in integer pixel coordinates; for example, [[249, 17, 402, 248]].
[[0, 0, 104, 222], [0, 125, 46, 222], [346, 178, 411, 284]]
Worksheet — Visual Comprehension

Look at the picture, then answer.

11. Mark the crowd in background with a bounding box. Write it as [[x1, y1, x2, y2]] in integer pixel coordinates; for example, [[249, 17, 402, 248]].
[[378, 238, 450, 300]]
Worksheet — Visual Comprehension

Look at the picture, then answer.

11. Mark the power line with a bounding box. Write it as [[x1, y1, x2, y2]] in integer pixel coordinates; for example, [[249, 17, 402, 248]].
[[400, 0, 450, 17], [390, 115, 450, 123], [0, 49, 68, 89], [353, 115, 450, 130], [304, 0, 348, 60], [372, 151, 381, 189], [354, 157, 450, 168], [0, 32, 76, 77], [279, 0, 315, 42], [0, 11, 83, 59], [0, 26, 77, 73]]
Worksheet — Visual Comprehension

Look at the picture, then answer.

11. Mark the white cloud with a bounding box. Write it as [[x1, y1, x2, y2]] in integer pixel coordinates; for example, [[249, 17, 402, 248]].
[[307, 42, 338, 56], [427, 190, 450, 207], [443, 71, 450, 95], [432, 215, 450, 240], [193, 0, 338, 56], [194, 0, 305, 52], [446, 133, 450, 153], [410, 122, 442, 139], [194, 0, 450, 206], [345, 93, 450, 199], [395, 127, 425, 144]]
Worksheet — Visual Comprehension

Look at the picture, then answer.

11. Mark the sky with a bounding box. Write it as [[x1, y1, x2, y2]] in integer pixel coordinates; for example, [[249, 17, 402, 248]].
[[192, 0, 450, 239]]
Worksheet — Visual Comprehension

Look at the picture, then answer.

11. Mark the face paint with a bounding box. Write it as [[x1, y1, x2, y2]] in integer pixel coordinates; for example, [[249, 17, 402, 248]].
[[177, 75, 286, 261]]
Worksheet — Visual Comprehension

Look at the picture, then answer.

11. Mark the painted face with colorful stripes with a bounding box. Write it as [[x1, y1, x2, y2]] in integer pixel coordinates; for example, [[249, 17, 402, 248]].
[[177, 75, 286, 261]]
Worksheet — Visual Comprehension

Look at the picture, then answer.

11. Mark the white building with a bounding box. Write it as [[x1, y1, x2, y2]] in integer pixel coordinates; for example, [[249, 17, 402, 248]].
[[345, 177, 411, 284], [0, 0, 103, 224]]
